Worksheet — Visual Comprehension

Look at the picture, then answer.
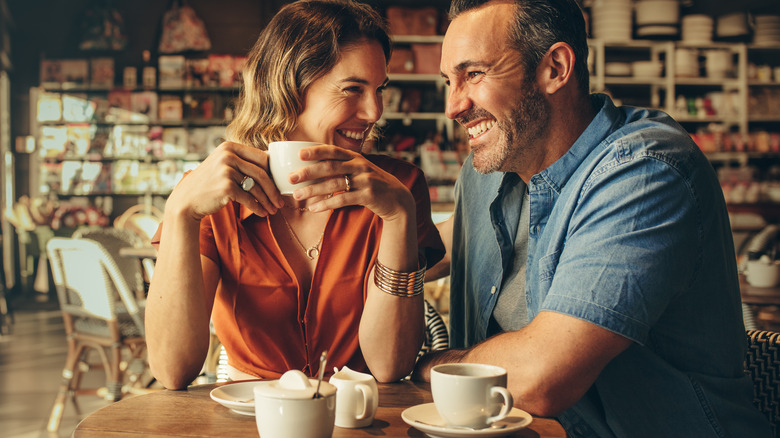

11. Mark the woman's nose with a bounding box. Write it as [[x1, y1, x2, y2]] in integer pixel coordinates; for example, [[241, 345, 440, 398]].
[[359, 93, 383, 122]]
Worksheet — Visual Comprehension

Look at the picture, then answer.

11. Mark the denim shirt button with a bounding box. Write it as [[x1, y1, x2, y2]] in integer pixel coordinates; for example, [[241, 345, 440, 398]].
[[490, 286, 497, 294]]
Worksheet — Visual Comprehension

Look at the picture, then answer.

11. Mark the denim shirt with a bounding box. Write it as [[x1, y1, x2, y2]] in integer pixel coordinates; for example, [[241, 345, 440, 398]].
[[449, 94, 771, 437]]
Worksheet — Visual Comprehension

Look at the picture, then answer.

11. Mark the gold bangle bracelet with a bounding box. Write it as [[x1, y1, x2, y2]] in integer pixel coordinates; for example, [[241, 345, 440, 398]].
[[374, 255, 426, 298]]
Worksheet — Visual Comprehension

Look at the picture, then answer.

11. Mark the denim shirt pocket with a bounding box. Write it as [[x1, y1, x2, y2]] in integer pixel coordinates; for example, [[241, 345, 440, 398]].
[[537, 250, 561, 288]]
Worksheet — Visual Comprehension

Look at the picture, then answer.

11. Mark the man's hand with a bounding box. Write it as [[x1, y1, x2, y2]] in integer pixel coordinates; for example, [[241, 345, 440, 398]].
[[411, 349, 469, 382]]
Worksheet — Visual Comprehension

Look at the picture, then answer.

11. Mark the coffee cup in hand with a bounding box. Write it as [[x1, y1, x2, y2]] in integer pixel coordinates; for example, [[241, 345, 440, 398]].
[[430, 363, 514, 430], [267, 141, 321, 195]]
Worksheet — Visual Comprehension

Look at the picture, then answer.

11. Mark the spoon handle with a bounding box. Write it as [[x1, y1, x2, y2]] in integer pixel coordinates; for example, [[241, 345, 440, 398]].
[[314, 350, 328, 398]]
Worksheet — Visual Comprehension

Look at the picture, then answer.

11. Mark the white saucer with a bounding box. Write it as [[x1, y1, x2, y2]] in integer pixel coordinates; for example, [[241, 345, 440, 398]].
[[401, 403, 532, 438], [209, 381, 262, 416]]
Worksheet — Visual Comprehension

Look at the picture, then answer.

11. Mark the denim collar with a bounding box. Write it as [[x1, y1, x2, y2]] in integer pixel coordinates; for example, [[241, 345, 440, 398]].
[[530, 94, 623, 195]]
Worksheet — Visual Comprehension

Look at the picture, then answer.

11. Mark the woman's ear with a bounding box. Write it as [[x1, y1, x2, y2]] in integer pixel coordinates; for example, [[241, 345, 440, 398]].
[[538, 42, 576, 95]]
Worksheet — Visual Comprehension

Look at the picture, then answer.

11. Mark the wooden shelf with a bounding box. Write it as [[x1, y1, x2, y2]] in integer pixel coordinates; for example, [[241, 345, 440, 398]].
[[729, 203, 780, 223]]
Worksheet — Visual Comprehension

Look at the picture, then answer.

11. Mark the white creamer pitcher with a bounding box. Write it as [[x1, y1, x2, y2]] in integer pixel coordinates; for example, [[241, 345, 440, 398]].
[[329, 366, 378, 428]]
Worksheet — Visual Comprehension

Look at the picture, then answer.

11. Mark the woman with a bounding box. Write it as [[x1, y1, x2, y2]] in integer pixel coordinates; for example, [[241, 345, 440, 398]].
[[145, 0, 445, 389]]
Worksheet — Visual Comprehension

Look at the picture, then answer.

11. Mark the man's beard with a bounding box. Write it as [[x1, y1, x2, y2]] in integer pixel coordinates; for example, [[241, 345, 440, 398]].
[[471, 82, 550, 175]]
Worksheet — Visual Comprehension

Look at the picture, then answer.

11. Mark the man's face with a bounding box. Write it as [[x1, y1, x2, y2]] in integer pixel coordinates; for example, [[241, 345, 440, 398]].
[[441, 1, 550, 174]]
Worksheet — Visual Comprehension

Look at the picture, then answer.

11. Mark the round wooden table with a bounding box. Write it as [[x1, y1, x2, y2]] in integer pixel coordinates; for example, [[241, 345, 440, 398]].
[[74, 380, 566, 437]]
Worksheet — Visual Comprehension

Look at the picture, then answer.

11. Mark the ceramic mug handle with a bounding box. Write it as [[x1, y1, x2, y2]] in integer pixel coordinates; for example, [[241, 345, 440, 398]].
[[486, 386, 514, 425], [354, 383, 375, 420]]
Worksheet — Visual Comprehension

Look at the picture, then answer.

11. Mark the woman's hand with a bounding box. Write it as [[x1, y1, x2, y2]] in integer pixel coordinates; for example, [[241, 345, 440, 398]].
[[288, 145, 415, 222], [166, 141, 285, 221]]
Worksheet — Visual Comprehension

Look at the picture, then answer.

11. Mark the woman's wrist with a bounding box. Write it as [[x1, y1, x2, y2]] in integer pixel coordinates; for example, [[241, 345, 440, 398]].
[[165, 189, 206, 224], [379, 188, 416, 225], [374, 253, 426, 297]]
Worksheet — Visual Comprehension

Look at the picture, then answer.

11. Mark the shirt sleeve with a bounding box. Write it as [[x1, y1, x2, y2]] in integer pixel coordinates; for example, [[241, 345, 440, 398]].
[[149, 169, 220, 265], [199, 214, 219, 264], [370, 154, 445, 268], [540, 155, 700, 344], [405, 163, 446, 269]]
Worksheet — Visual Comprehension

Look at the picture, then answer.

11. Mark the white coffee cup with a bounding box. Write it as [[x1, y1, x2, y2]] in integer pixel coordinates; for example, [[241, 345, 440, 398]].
[[329, 366, 378, 428], [253, 370, 337, 438], [267, 141, 321, 195], [746, 256, 780, 288], [430, 363, 514, 430]]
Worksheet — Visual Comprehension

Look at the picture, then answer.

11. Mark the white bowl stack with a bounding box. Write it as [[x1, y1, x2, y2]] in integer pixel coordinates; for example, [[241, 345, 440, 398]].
[[716, 12, 750, 39], [634, 0, 680, 38], [703, 49, 733, 79], [681, 14, 714, 45], [675, 47, 699, 78], [632, 60, 664, 78], [591, 0, 633, 42], [753, 15, 780, 46]]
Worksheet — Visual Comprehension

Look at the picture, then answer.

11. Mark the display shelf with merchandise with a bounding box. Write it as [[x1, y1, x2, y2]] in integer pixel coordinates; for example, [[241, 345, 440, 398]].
[[29, 85, 227, 200], [384, 33, 454, 145], [746, 44, 780, 127]]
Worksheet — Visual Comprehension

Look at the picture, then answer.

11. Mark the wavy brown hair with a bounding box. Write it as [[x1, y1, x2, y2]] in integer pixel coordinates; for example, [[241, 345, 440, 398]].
[[226, 0, 391, 150]]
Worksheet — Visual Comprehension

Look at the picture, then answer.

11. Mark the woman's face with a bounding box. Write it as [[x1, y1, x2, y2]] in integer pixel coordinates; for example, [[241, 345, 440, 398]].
[[288, 39, 388, 152]]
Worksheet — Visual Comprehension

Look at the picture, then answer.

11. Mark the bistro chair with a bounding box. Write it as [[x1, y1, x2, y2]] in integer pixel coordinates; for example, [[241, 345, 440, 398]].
[[72, 226, 152, 297], [113, 203, 163, 243], [745, 329, 780, 437], [46, 237, 148, 432], [418, 299, 449, 359]]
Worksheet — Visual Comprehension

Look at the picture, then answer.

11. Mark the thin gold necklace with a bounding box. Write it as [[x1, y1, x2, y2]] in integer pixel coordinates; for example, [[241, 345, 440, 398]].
[[278, 212, 325, 260], [284, 203, 308, 213], [284, 193, 332, 212]]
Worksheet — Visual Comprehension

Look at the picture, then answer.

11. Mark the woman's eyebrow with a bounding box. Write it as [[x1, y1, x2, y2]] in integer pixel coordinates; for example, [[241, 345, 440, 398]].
[[338, 77, 390, 87]]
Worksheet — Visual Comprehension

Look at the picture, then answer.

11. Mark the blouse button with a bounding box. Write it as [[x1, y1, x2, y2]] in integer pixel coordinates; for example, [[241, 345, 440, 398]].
[[490, 286, 497, 294]]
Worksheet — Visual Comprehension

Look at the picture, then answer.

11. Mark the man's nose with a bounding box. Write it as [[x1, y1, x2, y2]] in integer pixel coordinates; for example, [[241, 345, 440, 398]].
[[445, 84, 471, 120]]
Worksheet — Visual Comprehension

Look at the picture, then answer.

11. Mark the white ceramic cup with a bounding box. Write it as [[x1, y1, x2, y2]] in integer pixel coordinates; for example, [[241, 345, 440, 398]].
[[267, 141, 321, 195], [746, 258, 780, 288], [430, 363, 514, 430], [253, 375, 337, 438], [329, 366, 378, 428]]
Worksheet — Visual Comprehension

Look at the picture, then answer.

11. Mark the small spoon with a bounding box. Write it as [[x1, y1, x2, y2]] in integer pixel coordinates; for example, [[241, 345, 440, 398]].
[[415, 420, 507, 431], [313, 350, 328, 399]]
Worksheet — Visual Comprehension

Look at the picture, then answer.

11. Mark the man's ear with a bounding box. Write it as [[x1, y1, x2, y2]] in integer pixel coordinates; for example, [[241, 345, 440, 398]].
[[538, 42, 576, 95]]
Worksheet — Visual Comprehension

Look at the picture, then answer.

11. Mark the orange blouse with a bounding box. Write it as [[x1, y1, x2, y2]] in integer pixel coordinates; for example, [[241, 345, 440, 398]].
[[159, 155, 444, 380]]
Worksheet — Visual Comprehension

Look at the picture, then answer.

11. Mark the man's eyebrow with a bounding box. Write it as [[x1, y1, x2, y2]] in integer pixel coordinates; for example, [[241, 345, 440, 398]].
[[441, 60, 488, 79]]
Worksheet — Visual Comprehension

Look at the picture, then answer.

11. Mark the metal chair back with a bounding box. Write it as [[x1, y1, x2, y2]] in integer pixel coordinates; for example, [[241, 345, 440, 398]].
[[745, 329, 780, 437], [47, 237, 144, 335], [72, 226, 150, 296]]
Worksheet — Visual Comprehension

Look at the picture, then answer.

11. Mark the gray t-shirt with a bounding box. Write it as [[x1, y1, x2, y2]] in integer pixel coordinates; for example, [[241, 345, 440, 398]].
[[491, 190, 530, 332]]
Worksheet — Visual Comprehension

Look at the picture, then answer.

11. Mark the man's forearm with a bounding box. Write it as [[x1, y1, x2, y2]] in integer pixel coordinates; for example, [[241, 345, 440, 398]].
[[411, 348, 469, 382]]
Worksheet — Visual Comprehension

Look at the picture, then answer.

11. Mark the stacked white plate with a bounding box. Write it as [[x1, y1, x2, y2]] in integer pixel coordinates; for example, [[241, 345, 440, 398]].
[[753, 15, 780, 46], [716, 12, 750, 39], [681, 14, 713, 45], [605, 62, 633, 76], [675, 47, 699, 77], [632, 60, 663, 78], [703, 49, 733, 79], [591, 0, 632, 42], [634, 0, 679, 38]]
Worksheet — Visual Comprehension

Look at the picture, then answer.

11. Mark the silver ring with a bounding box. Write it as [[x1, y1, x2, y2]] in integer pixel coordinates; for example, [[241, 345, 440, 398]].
[[344, 174, 351, 192], [241, 176, 255, 191]]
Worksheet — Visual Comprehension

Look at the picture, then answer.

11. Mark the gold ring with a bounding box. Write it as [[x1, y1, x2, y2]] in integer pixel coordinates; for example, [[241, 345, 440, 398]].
[[241, 176, 255, 191], [344, 174, 351, 192]]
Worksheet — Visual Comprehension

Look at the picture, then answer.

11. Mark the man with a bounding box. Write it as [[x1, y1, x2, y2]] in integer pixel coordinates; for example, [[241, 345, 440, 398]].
[[415, 0, 771, 436]]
